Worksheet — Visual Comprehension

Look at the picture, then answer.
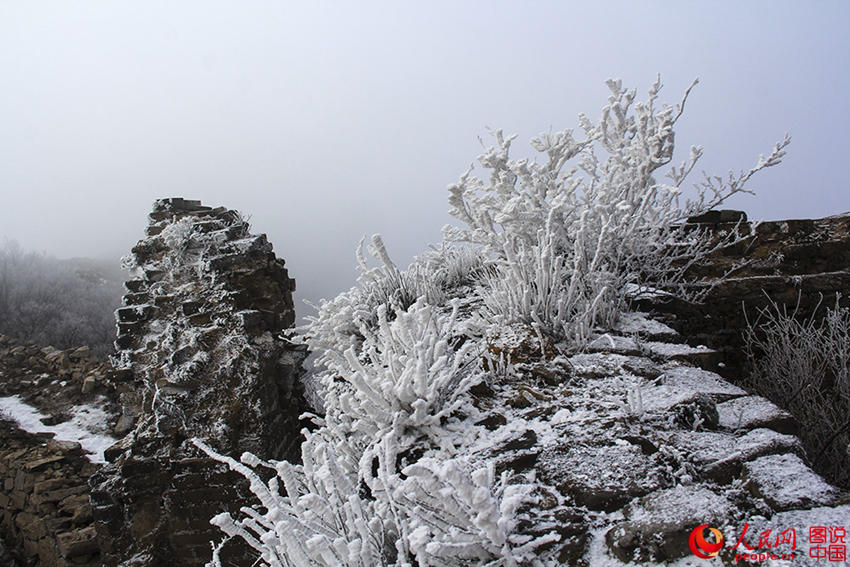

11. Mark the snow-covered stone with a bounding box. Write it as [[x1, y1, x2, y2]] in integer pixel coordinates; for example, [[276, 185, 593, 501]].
[[743, 453, 839, 511], [587, 334, 641, 355], [675, 427, 803, 483], [717, 395, 797, 434], [605, 485, 734, 562], [660, 365, 747, 399], [612, 311, 679, 341], [645, 341, 721, 369], [568, 352, 660, 379], [537, 441, 668, 511]]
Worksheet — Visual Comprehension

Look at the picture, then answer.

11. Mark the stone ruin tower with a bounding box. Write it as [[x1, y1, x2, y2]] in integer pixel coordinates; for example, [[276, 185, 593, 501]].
[[90, 198, 307, 566]]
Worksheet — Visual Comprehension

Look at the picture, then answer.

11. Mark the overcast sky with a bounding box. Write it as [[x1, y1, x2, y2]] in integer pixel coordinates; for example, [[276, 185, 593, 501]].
[[1, 1, 848, 315]]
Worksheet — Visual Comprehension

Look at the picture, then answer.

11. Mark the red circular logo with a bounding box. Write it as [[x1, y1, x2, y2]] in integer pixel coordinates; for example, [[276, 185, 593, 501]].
[[689, 524, 724, 559]]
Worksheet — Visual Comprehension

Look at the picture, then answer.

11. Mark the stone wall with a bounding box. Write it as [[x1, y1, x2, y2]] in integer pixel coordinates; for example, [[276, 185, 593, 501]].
[[639, 212, 850, 378], [465, 315, 850, 564], [0, 334, 117, 567], [0, 420, 100, 567], [89, 198, 308, 566]]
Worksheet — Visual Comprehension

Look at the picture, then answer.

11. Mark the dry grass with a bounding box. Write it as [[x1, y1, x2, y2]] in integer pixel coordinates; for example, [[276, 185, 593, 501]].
[[743, 295, 850, 488]]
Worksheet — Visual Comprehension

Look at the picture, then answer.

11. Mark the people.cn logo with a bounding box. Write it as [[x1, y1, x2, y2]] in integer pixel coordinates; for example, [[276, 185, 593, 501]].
[[689, 524, 725, 559]]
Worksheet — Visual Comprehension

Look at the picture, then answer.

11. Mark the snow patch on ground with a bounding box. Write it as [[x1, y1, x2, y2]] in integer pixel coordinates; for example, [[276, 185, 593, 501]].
[[0, 395, 116, 463]]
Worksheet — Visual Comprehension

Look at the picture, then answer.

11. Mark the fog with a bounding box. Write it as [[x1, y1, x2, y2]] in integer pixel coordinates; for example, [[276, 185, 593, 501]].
[[1, 1, 848, 317]]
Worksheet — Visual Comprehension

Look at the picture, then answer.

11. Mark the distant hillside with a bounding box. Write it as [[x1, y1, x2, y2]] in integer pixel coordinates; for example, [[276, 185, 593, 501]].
[[0, 241, 123, 358], [60, 256, 126, 289]]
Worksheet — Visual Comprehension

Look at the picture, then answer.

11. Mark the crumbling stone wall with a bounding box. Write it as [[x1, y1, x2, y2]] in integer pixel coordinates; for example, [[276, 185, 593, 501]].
[[640, 212, 850, 377], [0, 335, 118, 567], [89, 198, 308, 567], [0, 420, 100, 567]]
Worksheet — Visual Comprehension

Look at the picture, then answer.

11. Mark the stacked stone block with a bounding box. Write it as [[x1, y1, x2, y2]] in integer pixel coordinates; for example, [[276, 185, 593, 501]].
[[0, 420, 100, 567], [640, 213, 850, 377], [89, 198, 308, 566]]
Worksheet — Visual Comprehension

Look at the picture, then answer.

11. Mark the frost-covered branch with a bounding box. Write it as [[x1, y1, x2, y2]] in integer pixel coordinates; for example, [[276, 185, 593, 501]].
[[444, 77, 789, 343]]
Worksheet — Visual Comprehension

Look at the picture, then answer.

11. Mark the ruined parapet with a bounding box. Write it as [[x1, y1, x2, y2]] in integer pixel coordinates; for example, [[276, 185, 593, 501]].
[[90, 198, 307, 566], [110, 197, 304, 458], [639, 212, 850, 378]]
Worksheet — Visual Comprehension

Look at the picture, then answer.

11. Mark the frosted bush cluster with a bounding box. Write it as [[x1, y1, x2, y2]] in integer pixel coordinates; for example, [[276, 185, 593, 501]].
[[306, 236, 491, 367], [446, 77, 789, 342], [196, 297, 549, 566], [0, 240, 122, 357], [744, 296, 850, 486], [196, 78, 788, 566]]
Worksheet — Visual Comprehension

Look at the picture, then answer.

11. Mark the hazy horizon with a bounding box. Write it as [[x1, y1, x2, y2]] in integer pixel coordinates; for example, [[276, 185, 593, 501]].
[[2, 1, 848, 316]]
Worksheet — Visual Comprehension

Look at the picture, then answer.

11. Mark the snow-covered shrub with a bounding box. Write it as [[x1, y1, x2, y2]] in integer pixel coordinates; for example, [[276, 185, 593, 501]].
[[326, 298, 480, 444], [306, 235, 446, 366], [193, 293, 544, 565], [446, 77, 789, 342], [481, 210, 618, 344], [397, 458, 556, 566], [355, 235, 441, 318], [194, 435, 390, 567], [306, 236, 491, 375], [744, 296, 850, 487], [310, 296, 484, 479], [419, 242, 494, 295], [196, 293, 560, 566], [195, 437, 554, 567]]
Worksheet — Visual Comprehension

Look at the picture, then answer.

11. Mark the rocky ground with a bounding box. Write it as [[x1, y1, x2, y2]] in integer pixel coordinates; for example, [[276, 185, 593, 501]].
[[0, 336, 119, 567], [0, 335, 123, 438]]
